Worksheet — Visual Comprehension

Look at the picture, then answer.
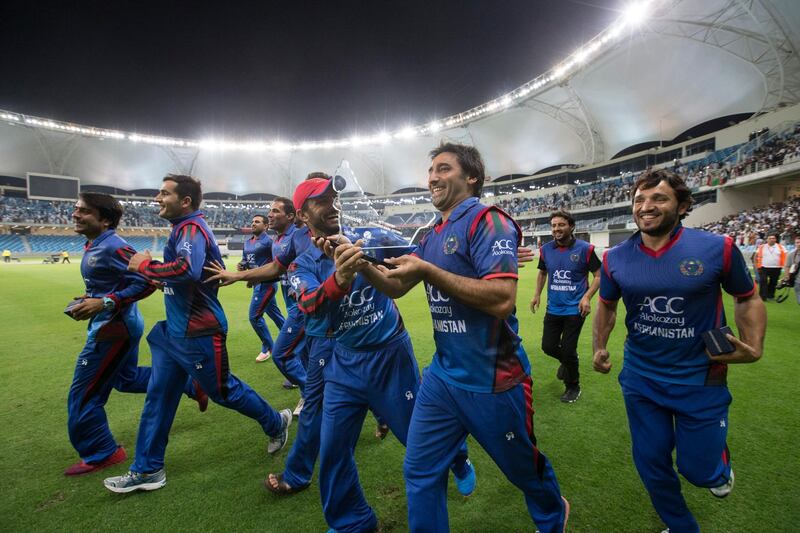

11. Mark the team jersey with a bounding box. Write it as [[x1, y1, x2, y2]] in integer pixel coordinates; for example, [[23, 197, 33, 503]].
[[241, 232, 274, 269], [599, 225, 755, 386], [290, 229, 405, 347], [414, 196, 530, 393], [136, 210, 228, 338], [273, 224, 313, 314], [81, 229, 155, 339], [538, 238, 601, 315]]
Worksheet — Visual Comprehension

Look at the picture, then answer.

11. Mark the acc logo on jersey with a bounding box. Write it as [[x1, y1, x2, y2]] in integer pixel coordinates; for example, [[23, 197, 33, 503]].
[[491, 239, 514, 256], [679, 258, 704, 276], [182, 241, 193, 254], [426, 284, 450, 303], [342, 286, 374, 307], [638, 296, 685, 314], [443, 234, 458, 255], [552, 269, 572, 280]]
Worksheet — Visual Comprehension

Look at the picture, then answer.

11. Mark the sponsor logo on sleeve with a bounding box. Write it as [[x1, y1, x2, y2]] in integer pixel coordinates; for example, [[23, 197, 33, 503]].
[[491, 239, 514, 256]]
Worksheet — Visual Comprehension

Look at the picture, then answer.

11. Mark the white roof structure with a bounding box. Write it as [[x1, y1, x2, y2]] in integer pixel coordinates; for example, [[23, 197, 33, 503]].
[[1, 0, 799, 197]]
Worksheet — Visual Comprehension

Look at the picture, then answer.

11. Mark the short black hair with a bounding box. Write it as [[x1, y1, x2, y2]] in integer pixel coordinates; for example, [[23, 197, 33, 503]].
[[252, 214, 267, 224], [306, 172, 330, 181], [163, 174, 202, 210], [79, 192, 123, 229], [272, 197, 296, 217], [631, 169, 693, 220], [550, 210, 575, 227], [429, 142, 486, 197]]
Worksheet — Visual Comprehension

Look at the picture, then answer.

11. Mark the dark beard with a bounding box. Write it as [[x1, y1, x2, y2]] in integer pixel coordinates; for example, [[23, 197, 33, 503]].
[[638, 209, 679, 236]]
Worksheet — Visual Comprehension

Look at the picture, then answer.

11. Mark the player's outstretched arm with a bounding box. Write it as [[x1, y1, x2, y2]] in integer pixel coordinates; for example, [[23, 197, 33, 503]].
[[204, 259, 284, 286], [592, 298, 617, 373], [707, 294, 766, 364]]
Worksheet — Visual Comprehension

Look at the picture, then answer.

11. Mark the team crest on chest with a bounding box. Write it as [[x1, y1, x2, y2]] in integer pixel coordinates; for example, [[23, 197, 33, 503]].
[[570, 253, 580, 263], [87, 255, 98, 267], [679, 258, 704, 276], [443, 234, 458, 255]]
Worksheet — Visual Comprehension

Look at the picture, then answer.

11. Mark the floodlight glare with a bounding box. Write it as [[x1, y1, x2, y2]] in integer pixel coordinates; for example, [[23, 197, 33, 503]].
[[622, 1, 650, 27]]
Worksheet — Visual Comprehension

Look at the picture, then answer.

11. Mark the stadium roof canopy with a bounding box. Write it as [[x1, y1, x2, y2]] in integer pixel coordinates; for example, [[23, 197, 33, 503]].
[[1, 0, 799, 198]]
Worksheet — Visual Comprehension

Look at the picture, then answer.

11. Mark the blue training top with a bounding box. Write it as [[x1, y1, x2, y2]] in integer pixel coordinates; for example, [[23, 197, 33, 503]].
[[600, 225, 755, 386], [242, 232, 274, 269], [81, 229, 155, 340], [538, 238, 600, 316], [137, 211, 227, 338], [290, 229, 406, 347], [414, 196, 530, 393]]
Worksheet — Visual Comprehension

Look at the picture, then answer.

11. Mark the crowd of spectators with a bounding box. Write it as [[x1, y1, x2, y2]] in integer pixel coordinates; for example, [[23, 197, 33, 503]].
[[2, 124, 799, 232], [701, 197, 800, 246]]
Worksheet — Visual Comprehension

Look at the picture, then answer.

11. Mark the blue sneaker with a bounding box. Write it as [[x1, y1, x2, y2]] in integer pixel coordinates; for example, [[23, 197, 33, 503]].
[[454, 459, 476, 496], [103, 469, 166, 493]]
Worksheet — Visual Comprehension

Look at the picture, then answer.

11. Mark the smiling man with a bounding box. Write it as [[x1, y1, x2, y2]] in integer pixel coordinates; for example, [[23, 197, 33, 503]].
[[64, 193, 160, 476], [356, 142, 568, 533], [103, 175, 291, 494], [530, 210, 600, 403], [593, 169, 766, 533]]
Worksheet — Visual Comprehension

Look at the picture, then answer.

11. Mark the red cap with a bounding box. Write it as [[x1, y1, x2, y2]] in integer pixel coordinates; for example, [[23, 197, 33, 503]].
[[293, 178, 333, 210]]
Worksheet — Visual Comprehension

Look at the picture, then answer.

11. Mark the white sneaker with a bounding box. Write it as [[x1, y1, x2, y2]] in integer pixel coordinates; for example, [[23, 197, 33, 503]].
[[103, 469, 166, 493], [293, 397, 305, 417], [710, 469, 734, 498], [267, 409, 292, 454], [255, 351, 271, 362]]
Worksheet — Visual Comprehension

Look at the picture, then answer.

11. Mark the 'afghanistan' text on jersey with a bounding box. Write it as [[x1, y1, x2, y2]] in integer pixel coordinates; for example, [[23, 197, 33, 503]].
[[415, 197, 530, 393], [600, 226, 755, 386]]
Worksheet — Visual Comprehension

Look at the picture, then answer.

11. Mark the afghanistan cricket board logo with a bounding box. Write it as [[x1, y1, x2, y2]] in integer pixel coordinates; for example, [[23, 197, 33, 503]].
[[87, 255, 98, 267], [679, 258, 704, 276], [570, 253, 580, 263], [443, 234, 459, 255]]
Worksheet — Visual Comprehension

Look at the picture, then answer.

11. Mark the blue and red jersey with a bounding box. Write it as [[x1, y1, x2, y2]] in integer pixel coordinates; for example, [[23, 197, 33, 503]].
[[241, 232, 274, 269], [81, 229, 155, 340], [414, 196, 530, 393], [290, 229, 405, 348], [599, 225, 755, 386], [538, 238, 600, 315], [273, 224, 313, 315], [136, 211, 227, 338]]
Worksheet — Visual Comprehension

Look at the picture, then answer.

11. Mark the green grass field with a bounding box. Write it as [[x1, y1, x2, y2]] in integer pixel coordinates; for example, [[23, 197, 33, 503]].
[[1, 261, 798, 532]]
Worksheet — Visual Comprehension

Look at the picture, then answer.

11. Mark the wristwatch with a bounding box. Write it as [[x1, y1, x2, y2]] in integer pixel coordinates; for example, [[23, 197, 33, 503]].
[[102, 296, 116, 312]]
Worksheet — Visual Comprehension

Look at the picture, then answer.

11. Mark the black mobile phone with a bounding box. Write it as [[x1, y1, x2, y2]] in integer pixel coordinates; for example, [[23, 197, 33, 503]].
[[64, 298, 84, 319], [702, 326, 735, 356]]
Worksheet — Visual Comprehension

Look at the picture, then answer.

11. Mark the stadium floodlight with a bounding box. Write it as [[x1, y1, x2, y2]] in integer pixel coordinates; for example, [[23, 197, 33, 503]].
[[622, 1, 650, 27], [395, 126, 417, 139], [428, 121, 442, 133]]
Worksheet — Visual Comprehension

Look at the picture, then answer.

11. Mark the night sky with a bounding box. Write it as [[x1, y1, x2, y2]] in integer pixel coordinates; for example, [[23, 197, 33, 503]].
[[0, 0, 620, 141]]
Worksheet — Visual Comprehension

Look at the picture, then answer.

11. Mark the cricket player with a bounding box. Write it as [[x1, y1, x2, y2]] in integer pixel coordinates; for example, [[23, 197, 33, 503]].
[[65, 192, 205, 476], [103, 175, 291, 493], [530, 210, 600, 402], [240, 214, 285, 362], [593, 169, 766, 532], [360, 143, 568, 532]]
